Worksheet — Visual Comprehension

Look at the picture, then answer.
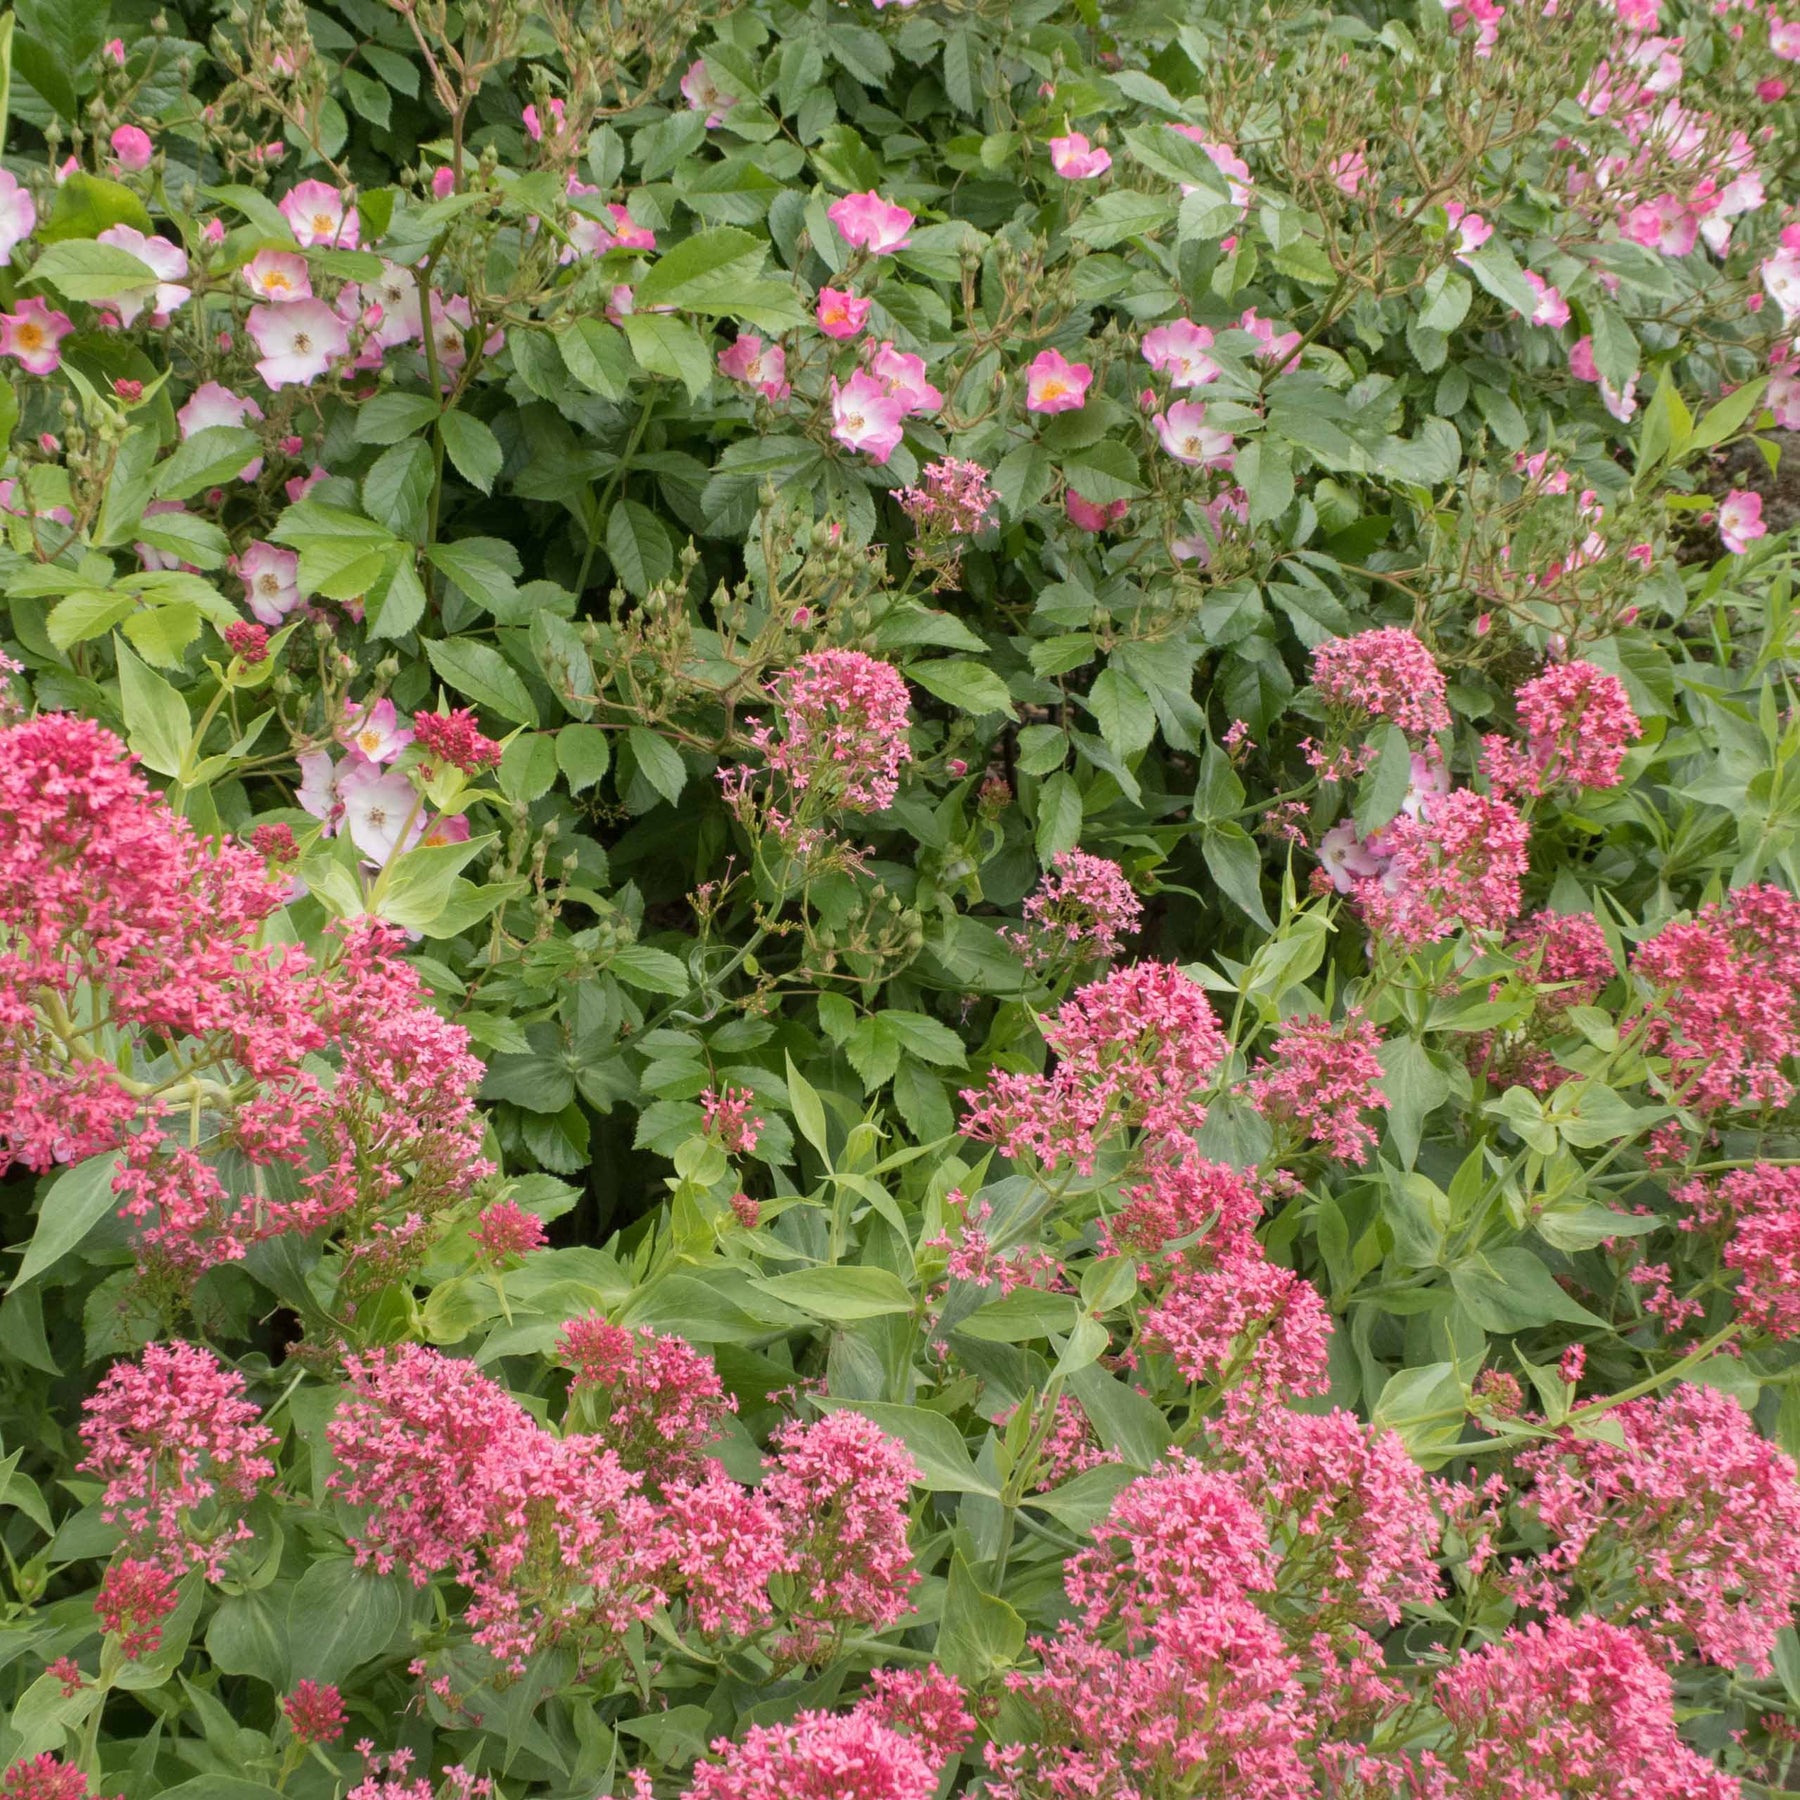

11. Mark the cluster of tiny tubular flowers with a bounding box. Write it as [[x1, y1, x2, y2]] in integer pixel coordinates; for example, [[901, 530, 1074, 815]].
[[960, 961, 1229, 1176], [557, 1313, 737, 1489], [1003, 850, 1143, 969], [701, 1084, 764, 1156], [990, 1455, 1313, 1800], [1674, 1162, 1800, 1340], [77, 1343, 277, 1651], [748, 649, 914, 814], [1357, 789, 1532, 949], [324, 1344, 920, 1676], [0, 1761, 94, 1800], [1310, 626, 1452, 739], [282, 1679, 347, 1745], [1510, 1384, 1800, 1675], [682, 1669, 971, 1800], [896, 456, 997, 539], [1246, 1010, 1388, 1163], [0, 715, 489, 1288], [1429, 1614, 1739, 1800], [1629, 884, 1800, 1112], [1481, 659, 1643, 797], [467, 1199, 547, 1262], [411, 707, 503, 774]]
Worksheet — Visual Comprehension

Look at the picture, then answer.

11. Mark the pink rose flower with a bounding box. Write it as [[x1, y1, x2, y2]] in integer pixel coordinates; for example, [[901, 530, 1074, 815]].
[[242, 248, 312, 303], [718, 333, 790, 401], [1719, 489, 1767, 555], [110, 126, 154, 171], [1154, 399, 1234, 468], [1048, 133, 1111, 179], [278, 179, 359, 249], [815, 286, 871, 339], [1141, 318, 1219, 387], [0, 297, 75, 376], [1024, 347, 1094, 413], [827, 191, 914, 254], [0, 170, 37, 264], [247, 297, 349, 389], [830, 370, 908, 463]]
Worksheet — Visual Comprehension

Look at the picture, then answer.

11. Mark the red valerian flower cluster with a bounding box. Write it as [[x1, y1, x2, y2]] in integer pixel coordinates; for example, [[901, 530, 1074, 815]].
[[1005, 849, 1143, 968], [750, 650, 914, 814], [326, 1342, 920, 1678], [1310, 626, 1452, 739], [961, 961, 1228, 1174], [1482, 658, 1642, 795], [1630, 883, 1800, 1112], [1675, 1162, 1800, 1339], [1358, 788, 1532, 948], [1248, 1010, 1388, 1163], [0, 716, 489, 1291]]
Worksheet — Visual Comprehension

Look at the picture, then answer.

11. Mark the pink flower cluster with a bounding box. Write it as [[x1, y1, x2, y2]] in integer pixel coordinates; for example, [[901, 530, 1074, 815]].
[[751, 650, 913, 813], [1004, 850, 1143, 969], [1311, 627, 1451, 739], [328, 1346, 918, 1674], [1248, 1010, 1387, 1163], [685, 1669, 969, 1800], [1675, 1163, 1800, 1341], [961, 961, 1229, 1174], [701, 1084, 764, 1155], [0, 717, 488, 1287], [1357, 789, 1532, 949], [78, 1343, 277, 1651], [1431, 1615, 1738, 1800], [1631, 884, 1800, 1111], [1483, 660, 1642, 796], [1513, 1384, 1800, 1674], [989, 1456, 1312, 1800], [559, 1314, 736, 1488], [898, 457, 996, 539]]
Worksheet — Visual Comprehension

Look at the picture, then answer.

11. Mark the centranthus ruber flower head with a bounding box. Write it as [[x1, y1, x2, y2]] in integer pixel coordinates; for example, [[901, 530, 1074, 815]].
[[827, 191, 914, 254], [1433, 1615, 1739, 1800], [0, 1760, 96, 1800], [898, 457, 995, 539], [1005, 850, 1142, 968], [764, 1411, 920, 1662], [412, 707, 502, 773], [1630, 884, 1800, 1112], [79, 1342, 277, 1588], [1248, 1010, 1387, 1162], [559, 1316, 736, 1487], [1024, 347, 1093, 413], [1484, 660, 1642, 795], [701, 1084, 763, 1154], [469, 1199, 547, 1262], [684, 1709, 941, 1800], [1357, 788, 1531, 948], [962, 961, 1228, 1174], [1512, 1383, 1800, 1674], [1675, 1163, 1800, 1340], [751, 649, 913, 813], [282, 1680, 347, 1745], [1310, 626, 1451, 738]]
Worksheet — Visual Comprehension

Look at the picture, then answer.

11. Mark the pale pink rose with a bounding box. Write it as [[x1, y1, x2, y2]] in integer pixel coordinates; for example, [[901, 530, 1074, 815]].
[[1763, 245, 1800, 323], [338, 760, 424, 865], [680, 60, 735, 128], [1154, 400, 1234, 468], [178, 381, 265, 480], [1522, 271, 1570, 328], [0, 298, 74, 375], [830, 370, 908, 463], [247, 297, 348, 388], [237, 541, 303, 624], [1329, 148, 1368, 196], [0, 170, 36, 264], [202, 217, 226, 245], [94, 224, 190, 325], [1169, 127, 1251, 214], [1771, 19, 1800, 58], [1065, 491, 1128, 532], [869, 341, 943, 415], [718, 333, 789, 401], [827, 191, 914, 254], [419, 812, 472, 849], [1141, 318, 1218, 387], [296, 751, 342, 828], [338, 696, 414, 765], [1238, 308, 1302, 365], [278, 179, 359, 248], [1048, 132, 1111, 179], [816, 286, 871, 339], [1319, 822, 1385, 893], [110, 126, 154, 171], [365, 262, 424, 347], [1621, 194, 1697, 257], [1719, 489, 1766, 555], [1024, 347, 1093, 413], [1443, 201, 1491, 258], [242, 247, 312, 302], [1769, 364, 1800, 430]]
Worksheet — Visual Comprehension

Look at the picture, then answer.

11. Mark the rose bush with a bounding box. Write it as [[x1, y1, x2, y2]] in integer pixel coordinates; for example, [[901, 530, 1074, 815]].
[[1, 0, 1799, 1793]]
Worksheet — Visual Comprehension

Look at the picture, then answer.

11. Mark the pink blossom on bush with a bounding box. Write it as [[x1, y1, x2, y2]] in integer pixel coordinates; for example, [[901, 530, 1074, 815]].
[[0, 298, 74, 375], [815, 286, 871, 338], [1358, 788, 1531, 946], [1718, 488, 1766, 554], [718, 333, 789, 400], [827, 192, 914, 254], [752, 649, 913, 812], [1048, 132, 1110, 178], [1024, 347, 1093, 412], [279, 179, 359, 247], [1141, 318, 1219, 386], [0, 170, 37, 262], [110, 125, 154, 171], [247, 297, 348, 388], [1154, 399, 1234, 466], [830, 370, 907, 462], [1248, 1010, 1387, 1162]]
